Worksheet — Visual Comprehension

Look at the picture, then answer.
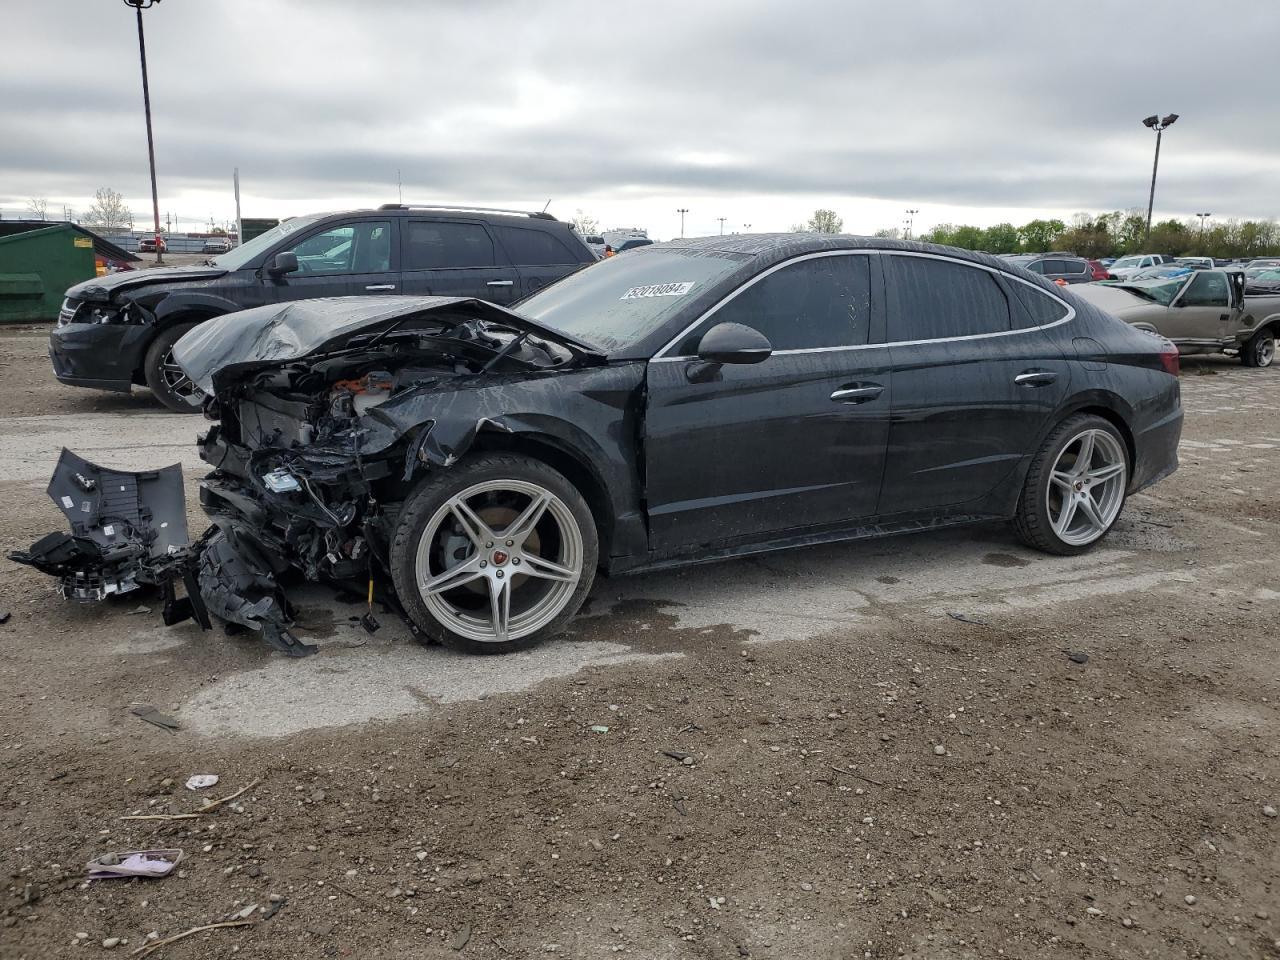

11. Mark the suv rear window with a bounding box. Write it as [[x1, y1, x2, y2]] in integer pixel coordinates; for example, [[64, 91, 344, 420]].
[[493, 226, 581, 266]]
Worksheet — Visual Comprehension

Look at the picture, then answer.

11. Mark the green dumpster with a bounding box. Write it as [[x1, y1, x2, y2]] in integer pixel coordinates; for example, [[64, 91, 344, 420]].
[[0, 223, 97, 323]]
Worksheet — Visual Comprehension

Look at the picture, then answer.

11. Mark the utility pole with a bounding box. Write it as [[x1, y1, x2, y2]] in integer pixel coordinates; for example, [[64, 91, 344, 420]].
[[1142, 113, 1179, 245], [716, 217, 726, 235], [234, 168, 242, 246], [905, 208, 918, 240], [676, 208, 689, 239], [123, 0, 164, 264]]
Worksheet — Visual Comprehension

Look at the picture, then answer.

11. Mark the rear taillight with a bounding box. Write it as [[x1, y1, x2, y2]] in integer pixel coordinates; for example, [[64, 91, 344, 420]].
[[1158, 343, 1180, 376]]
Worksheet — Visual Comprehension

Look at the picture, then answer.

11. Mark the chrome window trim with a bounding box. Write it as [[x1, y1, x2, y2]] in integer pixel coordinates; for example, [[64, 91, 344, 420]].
[[650, 248, 1075, 362]]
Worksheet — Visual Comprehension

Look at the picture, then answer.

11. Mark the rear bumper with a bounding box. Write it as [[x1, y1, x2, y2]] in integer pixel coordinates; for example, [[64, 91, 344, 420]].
[[49, 322, 151, 392], [1130, 405, 1183, 494]]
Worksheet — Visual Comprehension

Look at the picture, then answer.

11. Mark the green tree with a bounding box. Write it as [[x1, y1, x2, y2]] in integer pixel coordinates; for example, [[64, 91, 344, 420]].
[[873, 227, 902, 240], [981, 222, 1020, 254], [1017, 219, 1065, 253]]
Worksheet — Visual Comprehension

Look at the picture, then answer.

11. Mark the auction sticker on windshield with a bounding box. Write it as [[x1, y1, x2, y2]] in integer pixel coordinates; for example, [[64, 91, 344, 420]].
[[620, 281, 696, 300]]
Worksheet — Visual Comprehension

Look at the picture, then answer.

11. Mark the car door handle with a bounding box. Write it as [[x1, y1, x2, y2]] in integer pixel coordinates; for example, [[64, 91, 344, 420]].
[[486, 280, 514, 287], [1014, 370, 1058, 387], [365, 284, 396, 291], [830, 384, 884, 404]]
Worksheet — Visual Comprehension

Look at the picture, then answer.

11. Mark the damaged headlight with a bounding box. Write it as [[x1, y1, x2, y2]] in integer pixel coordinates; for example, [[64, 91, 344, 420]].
[[87, 304, 131, 324]]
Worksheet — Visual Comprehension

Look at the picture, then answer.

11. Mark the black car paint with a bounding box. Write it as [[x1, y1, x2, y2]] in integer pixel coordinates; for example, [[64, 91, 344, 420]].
[[49, 210, 594, 394], [183, 236, 1179, 579]]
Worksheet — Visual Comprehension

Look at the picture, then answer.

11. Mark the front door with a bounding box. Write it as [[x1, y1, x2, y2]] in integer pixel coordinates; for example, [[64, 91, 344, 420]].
[[644, 253, 891, 556], [265, 219, 399, 303], [1167, 270, 1232, 344], [400, 219, 521, 304], [880, 253, 1071, 514]]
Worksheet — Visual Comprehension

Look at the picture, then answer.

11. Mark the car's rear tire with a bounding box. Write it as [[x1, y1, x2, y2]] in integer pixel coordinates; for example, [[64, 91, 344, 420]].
[[389, 454, 598, 654], [1240, 329, 1275, 368], [143, 321, 204, 412], [1013, 414, 1129, 556]]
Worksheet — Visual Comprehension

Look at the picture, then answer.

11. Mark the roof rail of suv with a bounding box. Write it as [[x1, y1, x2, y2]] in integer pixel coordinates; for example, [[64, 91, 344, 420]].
[[377, 203, 558, 221]]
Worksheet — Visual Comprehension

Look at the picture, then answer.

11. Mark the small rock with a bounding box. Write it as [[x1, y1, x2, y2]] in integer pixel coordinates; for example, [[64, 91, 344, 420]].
[[1185, 895, 1197, 906], [387, 888, 402, 899], [235, 904, 258, 919], [0, 610, 10, 624], [131, 605, 152, 615], [76, 932, 89, 940], [102, 937, 121, 949], [450, 924, 472, 951], [1066, 650, 1089, 664], [1263, 805, 1277, 818], [246, 865, 262, 878], [933, 745, 947, 756], [681, 756, 695, 767], [826, 712, 839, 720], [268, 893, 284, 903], [416, 851, 428, 861], [1086, 907, 1103, 917], [1256, 909, 1270, 920], [311, 790, 326, 803], [1122, 918, 1133, 928], [800, 882, 813, 892]]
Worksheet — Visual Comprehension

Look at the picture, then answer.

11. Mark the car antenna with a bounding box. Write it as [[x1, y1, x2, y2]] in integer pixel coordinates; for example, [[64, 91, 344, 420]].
[[542, 198, 552, 213]]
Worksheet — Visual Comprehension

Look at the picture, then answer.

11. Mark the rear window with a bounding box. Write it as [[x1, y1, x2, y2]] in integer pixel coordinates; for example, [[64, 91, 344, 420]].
[[888, 256, 1011, 340], [493, 226, 582, 266], [405, 221, 495, 270]]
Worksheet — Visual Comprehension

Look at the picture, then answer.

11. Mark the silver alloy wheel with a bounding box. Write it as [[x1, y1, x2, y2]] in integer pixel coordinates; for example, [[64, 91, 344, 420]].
[[414, 478, 584, 643], [1255, 335, 1275, 367], [1047, 428, 1127, 546], [159, 347, 199, 401]]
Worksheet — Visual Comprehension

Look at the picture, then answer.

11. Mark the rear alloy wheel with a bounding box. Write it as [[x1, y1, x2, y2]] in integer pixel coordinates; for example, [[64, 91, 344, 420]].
[[1013, 415, 1129, 555], [390, 454, 597, 654], [1240, 329, 1275, 368], [143, 321, 204, 412]]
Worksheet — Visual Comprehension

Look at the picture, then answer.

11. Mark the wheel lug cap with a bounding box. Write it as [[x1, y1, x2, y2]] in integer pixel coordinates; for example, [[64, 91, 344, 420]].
[[512, 558, 520, 565], [485, 541, 493, 549], [505, 539, 514, 547], [496, 570, 504, 579], [479, 561, 487, 568]]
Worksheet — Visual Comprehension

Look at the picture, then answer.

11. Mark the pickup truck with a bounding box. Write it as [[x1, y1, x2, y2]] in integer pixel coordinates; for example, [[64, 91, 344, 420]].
[[1071, 268, 1280, 367], [1105, 253, 1173, 280]]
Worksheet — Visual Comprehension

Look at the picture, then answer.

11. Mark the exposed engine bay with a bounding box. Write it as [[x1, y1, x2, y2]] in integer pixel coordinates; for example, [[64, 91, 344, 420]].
[[11, 297, 607, 657]]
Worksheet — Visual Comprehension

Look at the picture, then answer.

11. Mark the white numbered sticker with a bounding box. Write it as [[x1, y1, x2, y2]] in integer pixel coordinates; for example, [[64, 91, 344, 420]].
[[620, 281, 695, 300]]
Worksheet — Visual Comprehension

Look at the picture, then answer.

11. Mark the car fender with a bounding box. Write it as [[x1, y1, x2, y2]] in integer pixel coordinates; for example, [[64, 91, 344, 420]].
[[149, 292, 240, 326]]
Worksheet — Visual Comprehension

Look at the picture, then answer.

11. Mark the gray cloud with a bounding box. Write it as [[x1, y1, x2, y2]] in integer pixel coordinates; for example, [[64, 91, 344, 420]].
[[3, 0, 1278, 223]]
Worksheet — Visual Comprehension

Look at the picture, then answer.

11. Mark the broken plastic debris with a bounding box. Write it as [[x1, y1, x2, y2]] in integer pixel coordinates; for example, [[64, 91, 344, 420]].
[[590, 725, 610, 734], [131, 704, 181, 733], [1065, 650, 1089, 664], [946, 611, 989, 626], [86, 849, 183, 881], [185, 774, 219, 791]]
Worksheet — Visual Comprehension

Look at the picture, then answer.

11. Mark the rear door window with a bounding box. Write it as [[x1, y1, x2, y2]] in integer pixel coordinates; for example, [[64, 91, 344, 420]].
[[887, 255, 1012, 340], [1041, 259, 1067, 275], [404, 221, 496, 270], [493, 226, 582, 265]]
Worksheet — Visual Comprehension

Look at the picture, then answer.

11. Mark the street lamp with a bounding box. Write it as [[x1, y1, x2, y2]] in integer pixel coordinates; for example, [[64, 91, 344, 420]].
[[123, 0, 164, 265], [676, 208, 689, 239], [905, 208, 918, 240], [1141, 113, 1178, 246], [716, 216, 727, 235]]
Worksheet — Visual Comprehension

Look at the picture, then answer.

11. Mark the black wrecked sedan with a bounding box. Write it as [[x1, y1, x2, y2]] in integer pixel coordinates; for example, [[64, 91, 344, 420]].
[[170, 235, 1182, 655]]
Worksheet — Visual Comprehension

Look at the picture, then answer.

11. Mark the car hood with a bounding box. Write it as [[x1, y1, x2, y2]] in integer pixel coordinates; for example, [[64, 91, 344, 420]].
[[172, 295, 605, 394], [66, 264, 227, 302], [1069, 283, 1160, 318]]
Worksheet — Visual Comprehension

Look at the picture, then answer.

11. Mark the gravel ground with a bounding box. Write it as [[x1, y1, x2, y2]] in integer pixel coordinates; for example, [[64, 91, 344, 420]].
[[1, 324, 1278, 960]]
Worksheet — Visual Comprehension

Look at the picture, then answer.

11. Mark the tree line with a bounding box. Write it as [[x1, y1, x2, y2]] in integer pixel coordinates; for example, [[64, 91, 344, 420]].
[[902, 211, 1280, 260]]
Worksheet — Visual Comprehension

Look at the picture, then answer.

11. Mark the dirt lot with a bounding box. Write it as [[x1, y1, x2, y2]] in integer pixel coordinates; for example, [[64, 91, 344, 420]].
[[2, 324, 1278, 959]]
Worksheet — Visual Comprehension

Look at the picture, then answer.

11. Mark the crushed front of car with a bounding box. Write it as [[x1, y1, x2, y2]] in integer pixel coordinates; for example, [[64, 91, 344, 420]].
[[176, 296, 607, 654]]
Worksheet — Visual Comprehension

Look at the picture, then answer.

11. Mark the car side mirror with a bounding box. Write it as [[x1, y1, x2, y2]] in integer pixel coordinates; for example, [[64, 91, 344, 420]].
[[268, 251, 299, 276], [695, 322, 773, 365]]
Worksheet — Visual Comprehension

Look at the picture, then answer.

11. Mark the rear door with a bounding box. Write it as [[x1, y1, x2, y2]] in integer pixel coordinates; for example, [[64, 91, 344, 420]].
[[644, 252, 891, 555], [400, 219, 520, 303], [880, 253, 1072, 515], [1168, 270, 1232, 343], [491, 224, 590, 299], [263, 219, 399, 304]]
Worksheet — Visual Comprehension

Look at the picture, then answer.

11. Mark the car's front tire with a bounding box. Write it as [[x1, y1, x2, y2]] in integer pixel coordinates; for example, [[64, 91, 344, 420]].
[[1240, 328, 1275, 368], [143, 321, 204, 412], [1013, 414, 1129, 556], [389, 454, 598, 654]]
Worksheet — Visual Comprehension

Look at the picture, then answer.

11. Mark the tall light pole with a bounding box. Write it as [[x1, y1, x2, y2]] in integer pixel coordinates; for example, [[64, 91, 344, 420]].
[[905, 208, 918, 240], [124, 0, 164, 265], [742, 223, 752, 233], [676, 208, 689, 238], [1196, 212, 1211, 233], [1141, 113, 1178, 246], [716, 216, 726, 235]]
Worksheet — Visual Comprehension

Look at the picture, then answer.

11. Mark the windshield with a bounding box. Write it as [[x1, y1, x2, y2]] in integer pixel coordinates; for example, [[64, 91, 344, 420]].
[[1111, 256, 1143, 269], [1117, 276, 1186, 305], [515, 249, 744, 351], [210, 214, 328, 270]]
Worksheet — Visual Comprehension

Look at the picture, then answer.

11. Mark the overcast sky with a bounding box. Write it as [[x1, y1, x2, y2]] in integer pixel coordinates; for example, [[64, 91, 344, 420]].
[[3, 0, 1277, 239]]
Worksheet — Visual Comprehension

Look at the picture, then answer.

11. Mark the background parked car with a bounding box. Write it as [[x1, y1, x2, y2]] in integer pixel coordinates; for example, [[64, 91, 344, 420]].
[[201, 237, 232, 254], [1086, 259, 1110, 281], [1107, 254, 1172, 280], [1173, 256, 1212, 269], [1005, 254, 1093, 283], [137, 236, 166, 253], [1127, 265, 1193, 281], [50, 205, 595, 411]]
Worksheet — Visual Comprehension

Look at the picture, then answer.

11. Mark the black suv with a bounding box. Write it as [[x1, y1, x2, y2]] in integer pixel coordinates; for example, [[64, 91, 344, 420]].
[[1003, 253, 1093, 284], [51, 205, 594, 410]]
